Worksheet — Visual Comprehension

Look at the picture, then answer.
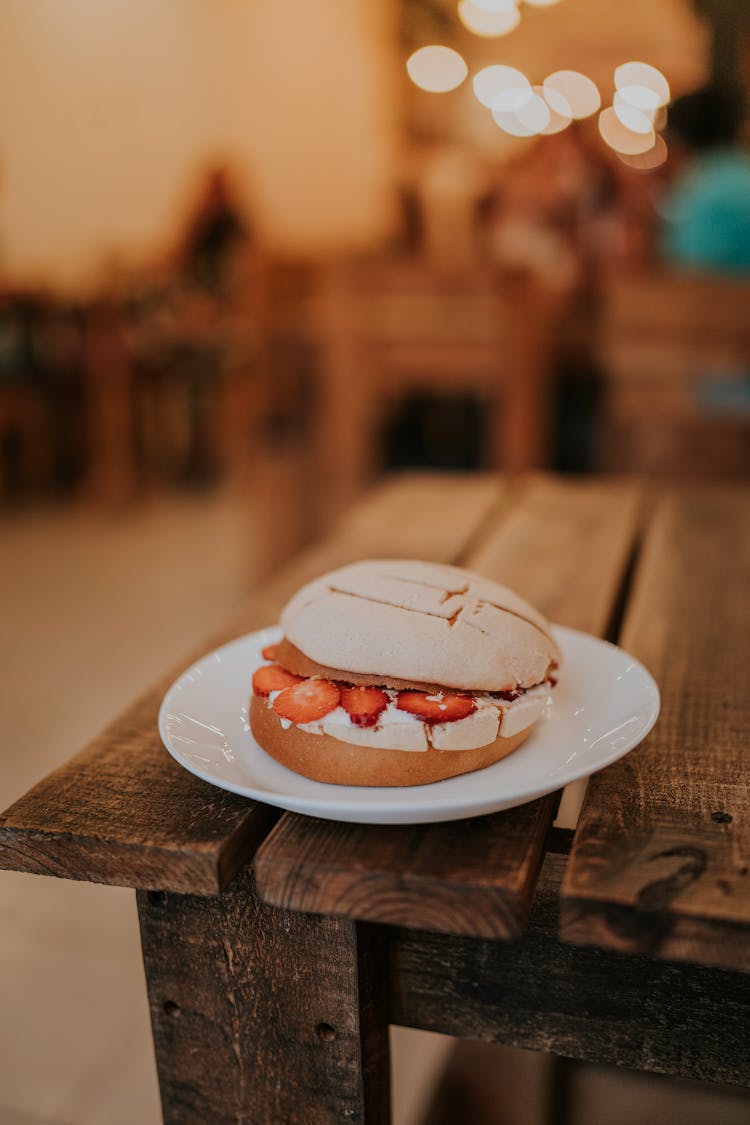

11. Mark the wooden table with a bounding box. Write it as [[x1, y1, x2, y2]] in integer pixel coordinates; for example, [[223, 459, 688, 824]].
[[1, 473, 748, 1123]]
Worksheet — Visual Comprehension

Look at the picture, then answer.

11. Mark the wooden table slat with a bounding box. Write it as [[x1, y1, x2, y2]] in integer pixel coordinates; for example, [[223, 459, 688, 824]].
[[467, 474, 644, 635], [254, 476, 644, 939], [391, 854, 750, 1088], [0, 473, 505, 894], [0, 678, 281, 895], [561, 487, 750, 970]]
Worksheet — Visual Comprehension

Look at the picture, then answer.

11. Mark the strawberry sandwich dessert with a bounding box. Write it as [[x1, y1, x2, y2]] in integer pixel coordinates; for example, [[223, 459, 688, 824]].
[[250, 559, 560, 787]]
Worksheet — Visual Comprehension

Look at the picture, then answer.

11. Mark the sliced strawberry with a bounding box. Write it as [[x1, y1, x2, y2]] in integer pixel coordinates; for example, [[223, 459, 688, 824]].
[[340, 686, 389, 728], [396, 691, 476, 724], [252, 664, 303, 696], [273, 679, 340, 723], [261, 643, 280, 662]]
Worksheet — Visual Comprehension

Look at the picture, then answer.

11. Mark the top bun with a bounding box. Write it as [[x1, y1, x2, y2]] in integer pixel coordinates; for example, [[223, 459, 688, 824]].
[[279, 559, 560, 692]]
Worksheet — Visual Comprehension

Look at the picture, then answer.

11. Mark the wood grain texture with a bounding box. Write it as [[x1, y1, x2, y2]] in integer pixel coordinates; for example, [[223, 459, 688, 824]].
[[231, 470, 507, 634], [0, 673, 280, 895], [390, 855, 750, 1087], [0, 473, 503, 894], [255, 804, 553, 940], [138, 864, 390, 1124], [254, 477, 644, 939], [561, 488, 750, 970], [468, 475, 644, 635]]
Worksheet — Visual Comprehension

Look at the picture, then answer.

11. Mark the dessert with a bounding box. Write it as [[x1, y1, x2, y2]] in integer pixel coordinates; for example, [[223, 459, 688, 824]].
[[250, 559, 560, 787]]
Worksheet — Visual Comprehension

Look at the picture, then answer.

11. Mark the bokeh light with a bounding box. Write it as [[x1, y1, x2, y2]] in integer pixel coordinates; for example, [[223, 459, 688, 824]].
[[469, 0, 518, 10], [537, 86, 572, 135], [612, 94, 655, 134], [473, 65, 530, 109], [616, 84, 661, 114], [406, 45, 468, 92], [614, 62, 670, 107], [515, 91, 551, 132], [458, 0, 521, 37], [616, 135, 668, 171], [598, 105, 655, 154], [492, 89, 552, 137], [492, 107, 535, 137], [543, 71, 601, 119]]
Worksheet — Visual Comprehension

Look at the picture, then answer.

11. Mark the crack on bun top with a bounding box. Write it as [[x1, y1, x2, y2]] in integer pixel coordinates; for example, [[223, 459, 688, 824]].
[[279, 559, 561, 693]]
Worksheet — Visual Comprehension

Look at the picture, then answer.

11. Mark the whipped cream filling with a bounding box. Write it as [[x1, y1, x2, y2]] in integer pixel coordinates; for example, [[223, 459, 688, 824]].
[[265, 684, 552, 752]]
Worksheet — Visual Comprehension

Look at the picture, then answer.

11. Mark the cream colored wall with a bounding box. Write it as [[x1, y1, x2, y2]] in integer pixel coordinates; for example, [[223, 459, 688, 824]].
[[214, 0, 398, 256], [0, 0, 398, 290]]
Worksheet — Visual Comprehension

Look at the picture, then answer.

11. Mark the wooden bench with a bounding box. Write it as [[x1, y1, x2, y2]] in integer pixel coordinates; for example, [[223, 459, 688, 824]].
[[1, 472, 748, 1122]]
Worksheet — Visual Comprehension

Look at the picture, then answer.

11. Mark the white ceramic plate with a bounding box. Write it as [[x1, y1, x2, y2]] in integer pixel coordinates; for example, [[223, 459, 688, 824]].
[[159, 625, 659, 825]]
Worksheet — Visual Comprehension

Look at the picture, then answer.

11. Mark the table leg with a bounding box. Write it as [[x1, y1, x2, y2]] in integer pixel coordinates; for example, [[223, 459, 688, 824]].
[[137, 864, 390, 1124]]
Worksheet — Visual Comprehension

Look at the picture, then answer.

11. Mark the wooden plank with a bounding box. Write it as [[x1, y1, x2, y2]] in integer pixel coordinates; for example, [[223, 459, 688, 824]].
[[138, 864, 390, 1124], [0, 672, 279, 896], [254, 804, 551, 940], [561, 487, 750, 971], [390, 854, 750, 1087], [0, 657, 281, 895], [254, 477, 644, 939], [0, 473, 503, 894], [232, 471, 507, 633], [468, 474, 644, 635]]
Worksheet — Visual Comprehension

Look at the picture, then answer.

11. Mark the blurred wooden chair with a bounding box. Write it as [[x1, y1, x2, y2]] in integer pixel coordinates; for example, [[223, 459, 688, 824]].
[[597, 272, 750, 479], [309, 258, 566, 530], [0, 297, 54, 501], [0, 384, 49, 501]]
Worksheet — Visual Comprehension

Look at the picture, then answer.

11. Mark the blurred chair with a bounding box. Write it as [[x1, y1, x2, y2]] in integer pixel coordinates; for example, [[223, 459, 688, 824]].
[[309, 258, 565, 530], [0, 384, 49, 501], [0, 297, 52, 502], [597, 273, 750, 478]]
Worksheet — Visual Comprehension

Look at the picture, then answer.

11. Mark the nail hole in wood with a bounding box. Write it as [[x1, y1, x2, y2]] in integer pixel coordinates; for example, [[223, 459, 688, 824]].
[[316, 1022, 336, 1041], [163, 1000, 181, 1017], [711, 811, 732, 824]]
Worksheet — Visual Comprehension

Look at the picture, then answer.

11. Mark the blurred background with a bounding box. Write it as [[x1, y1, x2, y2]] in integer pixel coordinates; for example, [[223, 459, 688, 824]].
[[1, 1, 750, 1123]]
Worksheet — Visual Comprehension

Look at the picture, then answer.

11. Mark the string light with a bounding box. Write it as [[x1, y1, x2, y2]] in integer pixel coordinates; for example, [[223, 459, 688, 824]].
[[458, 0, 521, 37], [470, 0, 518, 10], [537, 86, 573, 135], [492, 107, 535, 137], [473, 65, 530, 110], [617, 135, 668, 171], [408, 28, 670, 170], [543, 71, 601, 119], [614, 62, 670, 107], [406, 46, 468, 92], [616, 84, 662, 114], [612, 95, 655, 135], [598, 106, 655, 155], [515, 91, 552, 133]]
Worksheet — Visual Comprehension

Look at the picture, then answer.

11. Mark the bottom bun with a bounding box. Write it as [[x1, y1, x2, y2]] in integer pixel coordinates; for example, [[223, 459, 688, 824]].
[[250, 695, 534, 787]]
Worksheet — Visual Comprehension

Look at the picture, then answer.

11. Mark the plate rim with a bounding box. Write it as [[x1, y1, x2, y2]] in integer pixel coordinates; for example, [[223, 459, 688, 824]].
[[158, 624, 661, 823]]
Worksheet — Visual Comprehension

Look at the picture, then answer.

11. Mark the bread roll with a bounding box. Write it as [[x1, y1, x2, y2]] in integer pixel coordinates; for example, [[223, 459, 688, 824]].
[[280, 559, 559, 691], [250, 559, 559, 787]]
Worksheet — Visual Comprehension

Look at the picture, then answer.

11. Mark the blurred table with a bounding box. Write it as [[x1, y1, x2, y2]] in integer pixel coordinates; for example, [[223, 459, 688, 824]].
[[1, 472, 748, 1123]]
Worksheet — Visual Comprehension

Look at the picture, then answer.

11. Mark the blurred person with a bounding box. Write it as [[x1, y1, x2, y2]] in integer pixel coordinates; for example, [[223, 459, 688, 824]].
[[176, 165, 252, 298], [125, 165, 259, 488], [660, 85, 750, 273], [478, 127, 635, 472]]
